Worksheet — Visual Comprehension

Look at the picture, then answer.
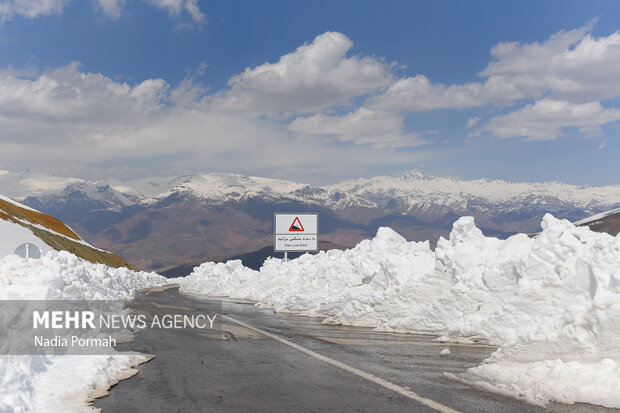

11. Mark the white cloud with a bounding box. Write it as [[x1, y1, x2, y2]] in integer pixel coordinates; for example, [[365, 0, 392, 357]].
[[2, 24, 619, 180], [210, 32, 394, 116], [0, 0, 68, 21], [0, 62, 167, 126], [479, 98, 620, 141], [367, 24, 620, 112], [479, 23, 620, 102], [288, 108, 424, 149], [0, 30, 415, 181], [183, 0, 204, 23], [367, 74, 521, 111], [95, 0, 124, 19], [363, 23, 620, 143], [143, 0, 205, 23], [466, 117, 480, 128], [578, 126, 603, 138], [0, 0, 206, 23], [142, 0, 182, 15], [0, 61, 422, 180], [0, 64, 275, 170]]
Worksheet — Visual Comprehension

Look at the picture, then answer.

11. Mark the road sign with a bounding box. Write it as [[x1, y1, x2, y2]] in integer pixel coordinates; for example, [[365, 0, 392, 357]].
[[14, 243, 41, 259], [274, 213, 318, 252]]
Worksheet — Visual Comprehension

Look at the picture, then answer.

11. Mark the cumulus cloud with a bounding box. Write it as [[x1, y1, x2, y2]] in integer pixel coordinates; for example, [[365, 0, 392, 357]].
[[362, 23, 620, 143], [479, 23, 620, 102], [0, 60, 420, 180], [366, 74, 522, 111], [0, 64, 272, 171], [478, 98, 620, 141], [143, 0, 182, 15], [210, 32, 394, 116], [466, 117, 480, 128], [182, 0, 204, 23], [7, 24, 619, 180], [95, 0, 124, 19], [0, 62, 167, 128], [0, 0, 206, 23], [0, 0, 68, 21], [288, 108, 424, 149], [143, 0, 205, 23], [368, 24, 620, 112]]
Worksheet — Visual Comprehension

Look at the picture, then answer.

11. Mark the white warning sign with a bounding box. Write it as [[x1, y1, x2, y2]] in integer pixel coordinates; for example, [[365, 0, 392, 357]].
[[274, 213, 318, 252]]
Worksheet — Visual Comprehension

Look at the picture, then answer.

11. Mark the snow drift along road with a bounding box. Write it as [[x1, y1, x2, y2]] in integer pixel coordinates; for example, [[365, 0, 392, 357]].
[[0, 251, 167, 412], [178, 214, 620, 408], [0, 194, 167, 412]]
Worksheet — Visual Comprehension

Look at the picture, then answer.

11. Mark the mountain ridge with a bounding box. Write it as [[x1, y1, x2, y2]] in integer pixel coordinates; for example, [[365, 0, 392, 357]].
[[5, 169, 620, 211], [3, 170, 619, 272]]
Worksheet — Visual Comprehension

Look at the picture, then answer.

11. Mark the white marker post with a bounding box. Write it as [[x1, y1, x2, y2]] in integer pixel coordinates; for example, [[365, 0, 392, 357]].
[[274, 213, 319, 262]]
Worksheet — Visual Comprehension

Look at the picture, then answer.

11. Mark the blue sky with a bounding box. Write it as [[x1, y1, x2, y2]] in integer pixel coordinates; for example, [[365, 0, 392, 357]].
[[1, 0, 620, 185]]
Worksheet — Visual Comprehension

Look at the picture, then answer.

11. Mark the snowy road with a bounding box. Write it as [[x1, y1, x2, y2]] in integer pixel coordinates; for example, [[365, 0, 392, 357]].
[[94, 287, 618, 413]]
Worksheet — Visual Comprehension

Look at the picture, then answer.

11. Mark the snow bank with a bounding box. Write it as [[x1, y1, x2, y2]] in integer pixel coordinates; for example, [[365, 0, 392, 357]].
[[0, 251, 167, 412], [178, 214, 620, 408], [0, 251, 166, 301]]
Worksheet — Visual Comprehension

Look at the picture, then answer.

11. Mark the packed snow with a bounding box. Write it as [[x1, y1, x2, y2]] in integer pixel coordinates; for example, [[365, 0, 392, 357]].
[[0, 251, 167, 412], [178, 214, 620, 408], [0, 219, 54, 259]]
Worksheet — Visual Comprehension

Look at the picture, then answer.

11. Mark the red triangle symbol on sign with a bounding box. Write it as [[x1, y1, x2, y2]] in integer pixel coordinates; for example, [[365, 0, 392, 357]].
[[289, 217, 305, 232]]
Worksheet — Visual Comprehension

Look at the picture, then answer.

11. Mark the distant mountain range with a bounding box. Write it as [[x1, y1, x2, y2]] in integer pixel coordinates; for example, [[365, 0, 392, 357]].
[[2, 169, 619, 273]]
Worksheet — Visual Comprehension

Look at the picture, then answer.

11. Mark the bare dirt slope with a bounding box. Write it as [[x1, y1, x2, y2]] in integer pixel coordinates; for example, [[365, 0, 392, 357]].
[[0, 197, 135, 269]]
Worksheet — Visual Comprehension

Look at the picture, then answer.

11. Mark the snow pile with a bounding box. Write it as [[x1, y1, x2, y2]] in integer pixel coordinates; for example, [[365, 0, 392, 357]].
[[0, 251, 167, 412], [0, 250, 166, 300], [178, 214, 620, 408]]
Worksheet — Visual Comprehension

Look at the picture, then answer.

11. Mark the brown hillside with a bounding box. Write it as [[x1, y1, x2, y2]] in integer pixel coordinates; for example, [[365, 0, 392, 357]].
[[0, 198, 135, 270], [577, 212, 620, 237], [0, 198, 80, 240]]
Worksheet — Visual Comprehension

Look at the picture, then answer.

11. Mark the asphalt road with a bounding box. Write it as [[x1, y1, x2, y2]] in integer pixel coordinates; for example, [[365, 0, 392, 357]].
[[94, 286, 618, 413]]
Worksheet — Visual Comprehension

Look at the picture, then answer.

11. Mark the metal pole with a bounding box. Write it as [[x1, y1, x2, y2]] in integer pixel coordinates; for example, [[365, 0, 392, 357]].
[[26, 243, 30, 259], [284, 252, 288, 262]]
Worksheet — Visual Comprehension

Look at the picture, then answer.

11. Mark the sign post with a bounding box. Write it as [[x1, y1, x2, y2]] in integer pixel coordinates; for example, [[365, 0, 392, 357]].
[[274, 213, 319, 260]]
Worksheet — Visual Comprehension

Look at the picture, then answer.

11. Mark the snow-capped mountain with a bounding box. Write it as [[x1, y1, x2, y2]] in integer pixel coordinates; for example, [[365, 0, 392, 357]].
[[109, 170, 620, 215], [5, 170, 620, 273], [329, 170, 620, 213], [108, 173, 374, 210], [15, 169, 620, 215]]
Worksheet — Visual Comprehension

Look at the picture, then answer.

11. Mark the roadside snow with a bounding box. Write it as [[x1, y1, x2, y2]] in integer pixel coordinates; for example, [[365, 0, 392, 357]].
[[178, 214, 620, 408], [0, 251, 167, 412], [0, 251, 166, 301]]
